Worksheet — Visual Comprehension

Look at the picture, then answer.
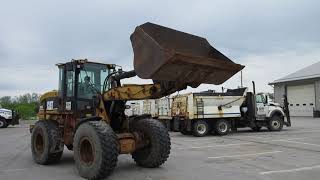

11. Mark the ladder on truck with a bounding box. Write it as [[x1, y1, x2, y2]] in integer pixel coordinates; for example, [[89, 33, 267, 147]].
[[196, 99, 204, 118]]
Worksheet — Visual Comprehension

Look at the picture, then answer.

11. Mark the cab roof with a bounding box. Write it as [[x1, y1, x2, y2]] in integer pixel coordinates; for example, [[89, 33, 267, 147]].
[[56, 59, 116, 69]]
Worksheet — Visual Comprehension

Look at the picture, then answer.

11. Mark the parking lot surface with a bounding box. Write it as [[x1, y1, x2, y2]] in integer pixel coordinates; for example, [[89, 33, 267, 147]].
[[1, 117, 320, 180]]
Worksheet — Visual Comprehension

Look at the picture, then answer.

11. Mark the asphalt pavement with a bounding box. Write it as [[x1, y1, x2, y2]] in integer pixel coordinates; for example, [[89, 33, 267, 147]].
[[1, 117, 320, 180]]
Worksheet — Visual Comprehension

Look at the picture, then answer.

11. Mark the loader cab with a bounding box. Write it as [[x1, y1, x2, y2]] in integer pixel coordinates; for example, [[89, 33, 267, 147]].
[[57, 60, 115, 118]]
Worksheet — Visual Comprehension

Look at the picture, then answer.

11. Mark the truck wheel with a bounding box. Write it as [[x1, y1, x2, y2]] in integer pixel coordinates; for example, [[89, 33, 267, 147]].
[[214, 119, 230, 136], [131, 118, 171, 168], [192, 120, 209, 137], [31, 120, 64, 164], [0, 118, 8, 128], [267, 116, 284, 131], [74, 121, 119, 180]]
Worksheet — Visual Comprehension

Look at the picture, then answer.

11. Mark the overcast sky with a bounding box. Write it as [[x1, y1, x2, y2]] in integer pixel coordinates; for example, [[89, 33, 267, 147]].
[[1, 0, 319, 97]]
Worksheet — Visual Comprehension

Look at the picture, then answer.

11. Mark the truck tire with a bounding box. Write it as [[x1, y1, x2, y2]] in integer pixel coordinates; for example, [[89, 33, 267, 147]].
[[267, 116, 284, 131], [131, 118, 171, 168], [74, 121, 119, 180], [192, 120, 209, 137], [214, 119, 230, 136], [31, 120, 64, 164], [0, 118, 8, 128]]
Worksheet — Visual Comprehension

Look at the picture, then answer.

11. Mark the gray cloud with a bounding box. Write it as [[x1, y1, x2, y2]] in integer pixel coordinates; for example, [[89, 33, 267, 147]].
[[0, 0, 320, 96]]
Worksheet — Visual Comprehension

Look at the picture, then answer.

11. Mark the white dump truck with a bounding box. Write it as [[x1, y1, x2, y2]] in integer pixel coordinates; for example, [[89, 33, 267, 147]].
[[0, 108, 19, 128], [171, 83, 291, 137], [125, 100, 143, 117], [142, 97, 172, 129]]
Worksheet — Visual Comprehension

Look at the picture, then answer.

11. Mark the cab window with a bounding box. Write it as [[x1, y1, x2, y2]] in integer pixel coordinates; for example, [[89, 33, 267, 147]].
[[77, 63, 109, 99], [256, 94, 265, 104]]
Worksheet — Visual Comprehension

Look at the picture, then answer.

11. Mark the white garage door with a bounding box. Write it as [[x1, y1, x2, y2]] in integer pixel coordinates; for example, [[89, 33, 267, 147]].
[[287, 84, 315, 116]]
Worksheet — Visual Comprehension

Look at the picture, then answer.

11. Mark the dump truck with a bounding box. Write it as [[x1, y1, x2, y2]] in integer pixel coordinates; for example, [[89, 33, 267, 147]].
[[0, 108, 19, 128], [142, 97, 172, 129], [30, 22, 244, 179], [172, 82, 291, 137], [125, 100, 143, 116]]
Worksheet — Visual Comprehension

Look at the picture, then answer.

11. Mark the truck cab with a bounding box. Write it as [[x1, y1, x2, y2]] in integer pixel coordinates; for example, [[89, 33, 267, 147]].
[[0, 108, 19, 128]]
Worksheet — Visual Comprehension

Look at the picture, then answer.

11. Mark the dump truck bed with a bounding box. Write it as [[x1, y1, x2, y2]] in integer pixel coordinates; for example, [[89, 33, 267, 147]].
[[172, 88, 248, 119]]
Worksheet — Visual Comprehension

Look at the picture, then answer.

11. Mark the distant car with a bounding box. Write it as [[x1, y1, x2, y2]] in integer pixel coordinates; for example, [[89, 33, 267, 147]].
[[0, 108, 19, 128]]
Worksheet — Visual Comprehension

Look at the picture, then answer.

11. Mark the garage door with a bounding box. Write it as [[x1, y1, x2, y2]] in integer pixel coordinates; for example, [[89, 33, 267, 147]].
[[287, 84, 315, 116]]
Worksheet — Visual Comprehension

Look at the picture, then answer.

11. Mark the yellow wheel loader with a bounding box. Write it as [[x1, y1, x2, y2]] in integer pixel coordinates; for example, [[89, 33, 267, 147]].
[[30, 22, 244, 180]]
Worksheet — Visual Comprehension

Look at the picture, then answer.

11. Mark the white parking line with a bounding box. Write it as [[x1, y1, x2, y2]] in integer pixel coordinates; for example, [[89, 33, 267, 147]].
[[277, 140, 320, 147], [182, 138, 219, 142], [208, 151, 282, 159], [177, 142, 253, 150], [260, 165, 320, 175], [264, 137, 306, 142]]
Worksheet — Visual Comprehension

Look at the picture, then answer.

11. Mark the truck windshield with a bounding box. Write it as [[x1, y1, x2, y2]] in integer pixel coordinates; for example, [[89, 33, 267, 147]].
[[78, 63, 110, 99]]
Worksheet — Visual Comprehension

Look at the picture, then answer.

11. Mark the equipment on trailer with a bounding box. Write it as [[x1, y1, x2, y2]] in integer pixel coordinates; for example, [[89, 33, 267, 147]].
[[30, 22, 243, 179]]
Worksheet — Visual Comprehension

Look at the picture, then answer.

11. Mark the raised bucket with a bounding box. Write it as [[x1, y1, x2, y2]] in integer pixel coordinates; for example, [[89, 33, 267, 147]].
[[130, 22, 244, 87]]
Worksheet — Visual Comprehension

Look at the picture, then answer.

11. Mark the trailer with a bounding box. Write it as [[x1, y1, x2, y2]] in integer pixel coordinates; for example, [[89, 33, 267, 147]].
[[172, 84, 291, 137]]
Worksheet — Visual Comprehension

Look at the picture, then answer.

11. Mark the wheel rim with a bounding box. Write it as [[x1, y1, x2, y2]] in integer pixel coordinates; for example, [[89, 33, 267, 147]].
[[196, 124, 207, 134], [79, 137, 94, 165], [0, 121, 4, 127], [271, 120, 280, 129], [218, 122, 228, 133], [35, 132, 44, 154]]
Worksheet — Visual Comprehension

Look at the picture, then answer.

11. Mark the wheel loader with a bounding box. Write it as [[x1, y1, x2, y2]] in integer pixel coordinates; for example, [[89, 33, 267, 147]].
[[30, 22, 244, 180]]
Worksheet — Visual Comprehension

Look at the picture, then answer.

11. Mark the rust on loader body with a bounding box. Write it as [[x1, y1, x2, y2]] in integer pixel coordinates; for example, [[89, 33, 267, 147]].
[[130, 22, 244, 87]]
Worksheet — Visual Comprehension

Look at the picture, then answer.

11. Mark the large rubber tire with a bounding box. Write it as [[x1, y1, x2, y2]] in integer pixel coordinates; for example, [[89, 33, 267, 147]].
[[73, 121, 119, 180], [267, 116, 284, 131], [31, 120, 64, 164], [130, 118, 171, 168], [192, 120, 210, 137], [0, 118, 8, 128], [214, 119, 230, 136]]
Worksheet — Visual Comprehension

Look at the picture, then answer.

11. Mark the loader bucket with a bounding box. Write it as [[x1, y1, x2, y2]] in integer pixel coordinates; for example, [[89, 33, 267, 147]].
[[130, 22, 244, 87]]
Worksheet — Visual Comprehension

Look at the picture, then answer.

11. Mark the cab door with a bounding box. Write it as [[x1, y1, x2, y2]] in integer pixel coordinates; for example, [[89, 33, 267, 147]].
[[256, 94, 268, 118]]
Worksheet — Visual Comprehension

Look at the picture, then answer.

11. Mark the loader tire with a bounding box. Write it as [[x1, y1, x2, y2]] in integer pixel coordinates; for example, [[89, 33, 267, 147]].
[[0, 118, 8, 128], [267, 116, 284, 131], [73, 121, 119, 180], [192, 120, 210, 137], [31, 120, 64, 164], [214, 119, 230, 136], [131, 118, 171, 168]]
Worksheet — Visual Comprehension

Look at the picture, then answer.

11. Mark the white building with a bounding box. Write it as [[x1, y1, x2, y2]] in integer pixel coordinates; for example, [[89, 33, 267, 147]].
[[269, 61, 320, 117]]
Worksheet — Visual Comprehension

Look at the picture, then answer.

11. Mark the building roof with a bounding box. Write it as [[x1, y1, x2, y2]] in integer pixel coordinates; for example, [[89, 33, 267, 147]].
[[270, 61, 320, 84]]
